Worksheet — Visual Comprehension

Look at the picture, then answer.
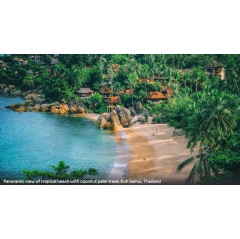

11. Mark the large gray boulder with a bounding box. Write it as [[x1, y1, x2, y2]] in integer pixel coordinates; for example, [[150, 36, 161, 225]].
[[114, 105, 132, 127], [129, 114, 147, 125], [129, 107, 137, 117], [97, 113, 112, 130], [135, 101, 143, 114]]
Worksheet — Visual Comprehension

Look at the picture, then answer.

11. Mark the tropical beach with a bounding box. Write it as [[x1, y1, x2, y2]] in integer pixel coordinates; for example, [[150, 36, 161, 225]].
[[0, 54, 240, 185], [84, 113, 197, 184], [123, 119, 198, 184]]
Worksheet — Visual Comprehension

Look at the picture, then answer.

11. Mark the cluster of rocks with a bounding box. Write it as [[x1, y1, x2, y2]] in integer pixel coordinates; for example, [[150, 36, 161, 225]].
[[0, 84, 43, 97], [1, 84, 150, 128], [1, 84, 84, 115], [6, 99, 84, 114], [96, 103, 149, 131]]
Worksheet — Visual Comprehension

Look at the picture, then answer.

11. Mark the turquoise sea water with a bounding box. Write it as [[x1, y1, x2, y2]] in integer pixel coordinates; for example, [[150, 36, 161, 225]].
[[0, 95, 130, 181]]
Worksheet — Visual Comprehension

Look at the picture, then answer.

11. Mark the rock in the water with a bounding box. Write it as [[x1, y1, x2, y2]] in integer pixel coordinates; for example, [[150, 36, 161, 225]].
[[50, 106, 59, 114], [40, 104, 49, 112], [14, 107, 25, 112], [68, 104, 84, 113], [33, 104, 41, 112], [50, 103, 69, 114], [115, 105, 132, 127]]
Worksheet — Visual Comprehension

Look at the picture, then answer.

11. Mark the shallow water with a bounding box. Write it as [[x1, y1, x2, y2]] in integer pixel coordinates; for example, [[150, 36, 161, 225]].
[[0, 95, 130, 180]]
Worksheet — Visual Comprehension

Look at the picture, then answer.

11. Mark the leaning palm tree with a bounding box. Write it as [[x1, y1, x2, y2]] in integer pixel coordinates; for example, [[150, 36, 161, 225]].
[[177, 152, 220, 184]]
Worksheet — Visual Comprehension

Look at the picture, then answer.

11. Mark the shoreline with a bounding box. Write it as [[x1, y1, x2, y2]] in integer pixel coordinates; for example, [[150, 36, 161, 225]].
[[2, 93, 198, 184], [123, 118, 198, 185], [83, 113, 198, 184]]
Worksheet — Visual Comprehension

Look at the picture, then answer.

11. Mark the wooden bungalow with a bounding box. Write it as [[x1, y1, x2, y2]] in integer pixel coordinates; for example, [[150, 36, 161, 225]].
[[148, 92, 167, 103], [76, 88, 94, 98], [100, 88, 112, 98], [106, 96, 120, 113], [106, 96, 120, 105]]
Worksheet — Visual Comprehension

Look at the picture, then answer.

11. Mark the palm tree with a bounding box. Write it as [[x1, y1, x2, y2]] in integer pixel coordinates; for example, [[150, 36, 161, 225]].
[[125, 73, 138, 108], [177, 90, 238, 184], [177, 153, 220, 184], [69, 65, 81, 91], [140, 64, 150, 100]]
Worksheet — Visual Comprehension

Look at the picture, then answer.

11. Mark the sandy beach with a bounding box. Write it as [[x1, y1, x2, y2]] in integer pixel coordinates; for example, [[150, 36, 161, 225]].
[[83, 113, 198, 184], [123, 118, 198, 184]]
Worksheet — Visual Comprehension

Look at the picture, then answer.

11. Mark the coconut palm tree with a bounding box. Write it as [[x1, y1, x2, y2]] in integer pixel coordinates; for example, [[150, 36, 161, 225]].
[[140, 64, 150, 99], [177, 90, 238, 184], [125, 73, 138, 108]]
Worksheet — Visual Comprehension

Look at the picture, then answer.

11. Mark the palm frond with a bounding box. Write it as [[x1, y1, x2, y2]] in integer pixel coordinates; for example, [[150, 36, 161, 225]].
[[177, 157, 195, 172], [185, 162, 198, 184]]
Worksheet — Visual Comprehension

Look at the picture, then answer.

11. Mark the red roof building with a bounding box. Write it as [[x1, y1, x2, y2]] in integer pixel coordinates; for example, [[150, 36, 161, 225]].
[[148, 92, 167, 102]]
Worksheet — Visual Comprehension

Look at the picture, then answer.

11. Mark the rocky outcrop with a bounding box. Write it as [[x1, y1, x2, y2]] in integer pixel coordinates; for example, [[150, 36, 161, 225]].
[[114, 105, 132, 127], [14, 106, 25, 112], [129, 107, 137, 117], [96, 104, 149, 130], [24, 94, 38, 100], [135, 101, 143, 114], [50, 103, 69, 114], [68, 104, 84, 113], [110, 110, 123, 131], [6, 100, 84, 115], [129, 114, 147, 125], [97, 105, 133, 130], [97, 113, 112, 129]]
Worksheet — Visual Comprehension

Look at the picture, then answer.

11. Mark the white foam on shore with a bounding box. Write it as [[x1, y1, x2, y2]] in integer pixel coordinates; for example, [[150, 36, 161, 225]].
[[107, 131, 131, 180]]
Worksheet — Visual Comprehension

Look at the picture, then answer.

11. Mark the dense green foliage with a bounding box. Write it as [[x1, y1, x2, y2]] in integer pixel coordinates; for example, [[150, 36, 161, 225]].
[[1, 54, 240, 184], [22, 161, 99, 180]]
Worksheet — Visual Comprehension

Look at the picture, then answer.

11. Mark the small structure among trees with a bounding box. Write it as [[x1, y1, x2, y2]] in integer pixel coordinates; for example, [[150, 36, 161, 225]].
[[106, 96, 120, 113], [148, 92, 167, 103], [100, 88, 112, 98], [76, 88, 94, 98]]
